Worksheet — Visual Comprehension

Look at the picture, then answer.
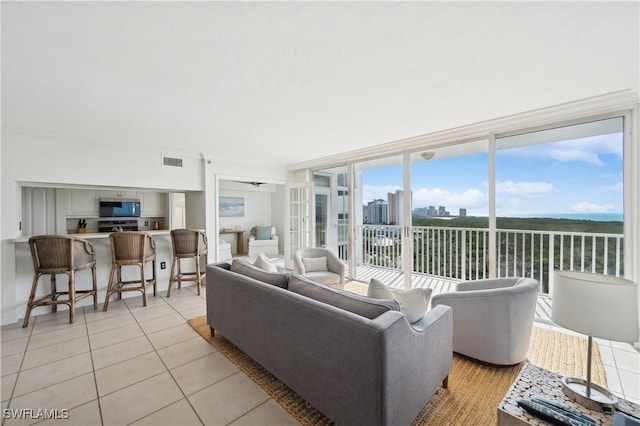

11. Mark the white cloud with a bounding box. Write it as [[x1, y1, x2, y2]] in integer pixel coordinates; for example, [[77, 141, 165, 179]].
[[498, 133, 622, 166], [362, 184, 401, 203], [572, 202, 617, 213], [495, 180, 554, 197]]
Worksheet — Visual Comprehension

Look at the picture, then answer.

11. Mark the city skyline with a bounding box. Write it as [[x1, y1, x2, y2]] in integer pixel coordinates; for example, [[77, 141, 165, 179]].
[[361, 131, 624, 220]]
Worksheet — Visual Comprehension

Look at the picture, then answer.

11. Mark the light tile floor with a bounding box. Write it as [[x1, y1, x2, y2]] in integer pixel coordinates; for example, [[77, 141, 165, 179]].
[[1, 285, 301, 426], [2, 279, 639, 426]]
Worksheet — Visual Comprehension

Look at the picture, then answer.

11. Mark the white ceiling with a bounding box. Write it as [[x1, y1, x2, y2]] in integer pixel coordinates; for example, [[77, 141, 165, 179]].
[[2, 2, 638, 169]]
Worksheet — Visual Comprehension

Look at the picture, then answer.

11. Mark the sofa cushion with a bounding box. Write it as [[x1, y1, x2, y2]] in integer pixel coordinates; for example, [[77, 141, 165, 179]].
[[368, 278, 432, 323], [230, 258, 289, 288], [256, 226, 272, 240], [302, 256, 328, 272], [289, 274, 399, 319], [253, 253, 277, 273]]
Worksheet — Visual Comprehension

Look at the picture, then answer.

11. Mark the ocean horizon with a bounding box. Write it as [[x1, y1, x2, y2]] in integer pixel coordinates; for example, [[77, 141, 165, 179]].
[[507, 213, 623, 222]]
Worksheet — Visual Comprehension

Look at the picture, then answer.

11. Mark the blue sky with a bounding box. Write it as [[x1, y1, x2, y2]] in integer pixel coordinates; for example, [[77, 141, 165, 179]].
[[362, 133, 624, 217]]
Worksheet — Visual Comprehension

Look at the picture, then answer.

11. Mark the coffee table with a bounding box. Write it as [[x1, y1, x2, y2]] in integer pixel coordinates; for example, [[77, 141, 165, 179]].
[[497, 363, 640, 425]]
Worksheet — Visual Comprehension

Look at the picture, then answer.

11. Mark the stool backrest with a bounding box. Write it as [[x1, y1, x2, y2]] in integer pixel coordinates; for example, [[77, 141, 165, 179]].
[[29, 235, 95, 272], [170, 229, 208, 256], [109, 232, 155, 262]]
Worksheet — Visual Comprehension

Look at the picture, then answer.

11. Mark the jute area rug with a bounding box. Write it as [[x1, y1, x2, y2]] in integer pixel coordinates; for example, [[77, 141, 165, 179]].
[[188, 316, 606, 426]]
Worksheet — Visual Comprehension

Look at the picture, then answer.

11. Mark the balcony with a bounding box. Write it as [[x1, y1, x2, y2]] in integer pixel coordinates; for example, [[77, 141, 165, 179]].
[[344, 224, 624, 323], [353, 224, 624, 294]]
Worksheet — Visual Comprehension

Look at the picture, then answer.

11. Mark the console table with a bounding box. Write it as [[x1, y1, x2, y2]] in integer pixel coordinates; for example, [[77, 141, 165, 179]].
[[220, 229, 245, 255], [497, 363, 640, 425]]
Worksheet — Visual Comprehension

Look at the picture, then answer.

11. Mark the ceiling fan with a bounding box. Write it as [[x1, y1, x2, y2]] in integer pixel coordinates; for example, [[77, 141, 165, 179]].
[[233, 180, 265, 188]]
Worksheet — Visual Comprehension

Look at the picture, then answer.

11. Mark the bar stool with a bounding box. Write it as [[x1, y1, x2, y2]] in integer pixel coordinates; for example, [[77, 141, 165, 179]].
[[103, 231, 157, 311], [23, 235, 98, 327], [167, 229, 208, 297]]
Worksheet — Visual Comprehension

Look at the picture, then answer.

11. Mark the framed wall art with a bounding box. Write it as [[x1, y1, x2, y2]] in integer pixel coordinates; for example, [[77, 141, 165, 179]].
[[219, 196, 244, 217]]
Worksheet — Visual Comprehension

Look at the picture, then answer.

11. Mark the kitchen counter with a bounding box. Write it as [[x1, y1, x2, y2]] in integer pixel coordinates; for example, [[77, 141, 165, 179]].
[[9, 230, 171, 244]]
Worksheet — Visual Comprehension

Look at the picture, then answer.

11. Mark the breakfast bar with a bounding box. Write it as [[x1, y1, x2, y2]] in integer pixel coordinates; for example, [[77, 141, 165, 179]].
[[8, 231, 174, 324]]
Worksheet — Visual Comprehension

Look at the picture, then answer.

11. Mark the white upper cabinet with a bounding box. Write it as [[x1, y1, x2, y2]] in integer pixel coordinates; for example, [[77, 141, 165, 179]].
[[66, 189, 99, 217], [98, 190, 141, 200], [141, 192, 167, 216]]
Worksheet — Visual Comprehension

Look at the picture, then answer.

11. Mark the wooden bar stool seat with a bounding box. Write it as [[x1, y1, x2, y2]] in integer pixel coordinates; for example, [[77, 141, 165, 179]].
[[23, 235, 98, 327], [167, 229, 208, 297], [103, 231, 157, 311]]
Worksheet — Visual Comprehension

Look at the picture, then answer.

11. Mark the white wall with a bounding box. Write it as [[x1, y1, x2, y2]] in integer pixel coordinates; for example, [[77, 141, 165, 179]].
[[218, 185, 275, 254], [1, 132, 289, 324]]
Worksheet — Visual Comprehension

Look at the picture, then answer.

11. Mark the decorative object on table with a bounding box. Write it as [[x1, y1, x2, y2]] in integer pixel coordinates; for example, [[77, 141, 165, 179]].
[[517, 395, 596, 425], [234, 225, 242, 231], [552, 270, 639, 412], [219, 196, 244, 217], [497, 363, 640, 426]]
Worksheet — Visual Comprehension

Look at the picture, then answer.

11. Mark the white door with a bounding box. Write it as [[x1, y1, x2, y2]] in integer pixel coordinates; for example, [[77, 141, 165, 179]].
[[285, 183, 312, 270]]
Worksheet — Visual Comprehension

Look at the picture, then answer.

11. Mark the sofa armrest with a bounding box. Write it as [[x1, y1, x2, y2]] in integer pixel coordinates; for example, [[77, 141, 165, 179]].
[[375, 305, 453, 425], [271, 235, 279, 242], [293, 252, 305, 274]]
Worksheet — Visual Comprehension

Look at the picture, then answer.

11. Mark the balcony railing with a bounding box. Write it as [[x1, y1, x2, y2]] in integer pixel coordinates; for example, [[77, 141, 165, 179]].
[[354, 225, 624, 294]]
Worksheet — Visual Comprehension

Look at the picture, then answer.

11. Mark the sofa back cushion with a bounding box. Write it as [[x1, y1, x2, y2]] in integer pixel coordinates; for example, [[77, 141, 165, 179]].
[[288, 274, 399, 319], [230, 258, 289, 289]]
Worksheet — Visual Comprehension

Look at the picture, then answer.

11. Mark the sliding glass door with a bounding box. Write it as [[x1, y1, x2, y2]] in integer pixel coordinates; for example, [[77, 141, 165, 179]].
[[304, 114, 628, 296], [409, 141, 489, 284], [353, 155, 408, 288], [496, 116, 625, 293]]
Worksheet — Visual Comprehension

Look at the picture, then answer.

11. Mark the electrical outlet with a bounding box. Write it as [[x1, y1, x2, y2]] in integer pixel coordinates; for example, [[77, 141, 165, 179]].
[[144, 221, 149, 226], [160, 261, 166, 269]]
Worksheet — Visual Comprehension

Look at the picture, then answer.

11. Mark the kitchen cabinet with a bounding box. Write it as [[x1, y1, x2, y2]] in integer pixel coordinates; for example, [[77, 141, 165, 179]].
[[141, 192, 167, 217], [98, 190, 141, 200], [66, 189, 99, 217]]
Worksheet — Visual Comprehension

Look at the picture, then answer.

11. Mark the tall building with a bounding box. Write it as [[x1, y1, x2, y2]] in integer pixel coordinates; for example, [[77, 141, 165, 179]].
[[438, 206, 450, 217], [427, 206, 437, 217], [388, 190, 413, 224], [413, 207, 427, 217], [459, 208, 467, 217], [364, 199, 388, 224], [387, 190, 402, 225]]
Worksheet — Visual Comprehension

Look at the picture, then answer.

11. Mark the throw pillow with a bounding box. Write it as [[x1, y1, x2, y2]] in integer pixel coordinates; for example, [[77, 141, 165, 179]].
[[302, 256, 328, 273], [255, 226, 272, 240], [253, 253, 277, 273], [230, 258, 289, 289], [368, 278, 432, 323]]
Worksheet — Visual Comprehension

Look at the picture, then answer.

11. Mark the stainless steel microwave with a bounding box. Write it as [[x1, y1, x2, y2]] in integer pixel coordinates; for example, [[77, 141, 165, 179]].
[[99, 200, 141, 217]]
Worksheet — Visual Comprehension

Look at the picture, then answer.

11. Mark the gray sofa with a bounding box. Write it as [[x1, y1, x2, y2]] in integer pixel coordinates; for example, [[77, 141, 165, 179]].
[[206, 261, 453, 426]]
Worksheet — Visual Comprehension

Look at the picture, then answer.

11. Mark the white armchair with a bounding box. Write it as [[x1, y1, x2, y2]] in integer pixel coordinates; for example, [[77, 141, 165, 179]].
[[294, 247, 345, 285], [248, 226, 279, 258], [431, 277, 539, 366]]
